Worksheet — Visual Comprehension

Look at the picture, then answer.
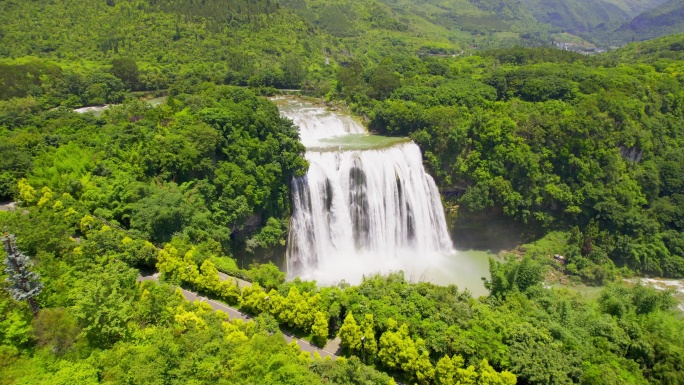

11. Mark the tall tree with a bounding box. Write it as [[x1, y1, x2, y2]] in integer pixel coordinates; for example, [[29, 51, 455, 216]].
[[361, 313, 378, 359], [311, 311, 329, 346], [2, 230, 42, 316], [338, 312, 362, 353], [111, 58, 139, 90]]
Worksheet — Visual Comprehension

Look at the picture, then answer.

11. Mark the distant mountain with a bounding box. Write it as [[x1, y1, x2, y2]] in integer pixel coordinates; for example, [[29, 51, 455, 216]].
[[603, 0, 669, 16], [519, 0, 673, 45], [373, 0, 543, 34], [521, 0, 631, 33], [619, 0, 684, 40], [279, 0, 552, 51]]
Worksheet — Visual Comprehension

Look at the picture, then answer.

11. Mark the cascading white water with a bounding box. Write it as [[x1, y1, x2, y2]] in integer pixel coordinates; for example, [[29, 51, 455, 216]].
[[279, 98, 455, 284], [279, 100, 366, 147]]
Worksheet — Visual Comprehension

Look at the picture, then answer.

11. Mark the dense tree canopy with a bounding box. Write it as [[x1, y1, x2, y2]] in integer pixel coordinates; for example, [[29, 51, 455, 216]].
[[336, 40, 684, 281], [2, 83, 307, 257], [5, 178, 682, 385], [0, 0, 683, 382]]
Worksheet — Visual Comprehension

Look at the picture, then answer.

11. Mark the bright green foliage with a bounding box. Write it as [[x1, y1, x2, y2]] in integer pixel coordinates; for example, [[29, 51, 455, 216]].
[[457, 365, 480, 385], [311, 311, 329, 345], [377, 320, 405, 370], [248, 262, 286, 290], [435, 355, 455, 385], [339, 312, 363, 352], [223, 318, 249, 343], [3, 85, 307, 259], [479, 359, 517, 385], [68, 260, 137, 348], [411, 350, 437, 385], [0, 203, 376, 384], [239, 283, 271, 314], [484, 256, 544, 298], [0, 304, 32, 347], [279, 286, 321, 330], [310, 355, 397, 384], [45, 361, 100, 385], [352, 42, 684, 281], [198, 259, 221, 293], [434, 355, 463, 385], [32, 308, 80, 354], [238, 281, 327, 336], [173, 306, 208, 332], [376, 319, 516, 384], [435, 355, 516, 385], [378, 321, 435, 384], [361, 313, 378, 359]]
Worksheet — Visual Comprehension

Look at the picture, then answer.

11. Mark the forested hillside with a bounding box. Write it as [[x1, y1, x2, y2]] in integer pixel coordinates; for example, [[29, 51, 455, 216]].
[[0, 0, 335, 91], [605, 32, 684, 61], [2, 84, 307, 258], [517, 0, 684, 46], [1, 1, 684, 384], [620, 0, 684, 40], [0, 0, 561, 72], [281, 0, 551, 50], [521, 0, 632, 33], [333, 39, 684, 282], [2, 190, 683, 384], [1, 1, 683, 285]]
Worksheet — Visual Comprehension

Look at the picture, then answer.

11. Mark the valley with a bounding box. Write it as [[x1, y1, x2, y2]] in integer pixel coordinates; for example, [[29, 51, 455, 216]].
[[1, 1, 684, 384]]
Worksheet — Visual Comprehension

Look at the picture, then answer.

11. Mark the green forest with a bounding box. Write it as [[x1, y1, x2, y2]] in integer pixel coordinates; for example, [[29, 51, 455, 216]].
[[2, 0, 684, 384], [360, 40, 684, 283]]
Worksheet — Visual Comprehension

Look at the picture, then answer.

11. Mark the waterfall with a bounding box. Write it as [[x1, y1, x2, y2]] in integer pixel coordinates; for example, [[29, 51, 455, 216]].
[[278, 101, 365, 147], [279, 99, 454, 284]]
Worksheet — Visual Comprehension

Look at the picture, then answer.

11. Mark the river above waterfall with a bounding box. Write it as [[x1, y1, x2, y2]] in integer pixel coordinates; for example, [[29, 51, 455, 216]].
[[277, 97, 491, 296]]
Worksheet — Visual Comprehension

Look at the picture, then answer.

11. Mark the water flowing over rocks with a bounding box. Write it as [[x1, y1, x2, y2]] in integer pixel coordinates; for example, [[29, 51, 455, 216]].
[[278, 98, 456, 285]]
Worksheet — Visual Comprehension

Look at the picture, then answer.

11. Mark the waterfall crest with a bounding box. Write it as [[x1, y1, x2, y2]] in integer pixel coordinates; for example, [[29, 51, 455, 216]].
[[278, 101, 365, 147], [279, 99, 454, 284]]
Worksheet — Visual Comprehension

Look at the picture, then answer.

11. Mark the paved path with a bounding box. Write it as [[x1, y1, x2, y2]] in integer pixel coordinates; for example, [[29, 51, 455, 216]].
[[217, 271, 252, 288], [2, 204, 332, 357], [323, 337, 343, 356], [137, 273, 338, 358]]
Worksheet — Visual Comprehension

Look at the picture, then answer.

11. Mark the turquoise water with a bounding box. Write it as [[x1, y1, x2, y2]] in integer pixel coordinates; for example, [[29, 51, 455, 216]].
[[310, 134, 411, 151], [430, 249, 492, 297]]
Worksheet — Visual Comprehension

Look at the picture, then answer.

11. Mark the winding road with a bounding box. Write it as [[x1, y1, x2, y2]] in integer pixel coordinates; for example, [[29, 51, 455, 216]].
[[137, 273, 342, 358], [2, 201, 342, 359]]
